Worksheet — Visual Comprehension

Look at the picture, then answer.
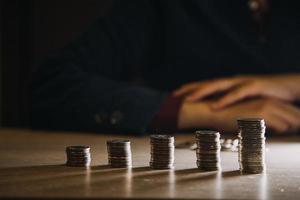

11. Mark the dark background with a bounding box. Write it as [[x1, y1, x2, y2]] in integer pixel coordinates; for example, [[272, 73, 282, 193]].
[[0, 0, 112, 128]]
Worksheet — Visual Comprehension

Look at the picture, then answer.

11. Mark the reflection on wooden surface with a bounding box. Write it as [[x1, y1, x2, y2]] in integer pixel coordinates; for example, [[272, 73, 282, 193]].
[[0, 129, 300, 199]]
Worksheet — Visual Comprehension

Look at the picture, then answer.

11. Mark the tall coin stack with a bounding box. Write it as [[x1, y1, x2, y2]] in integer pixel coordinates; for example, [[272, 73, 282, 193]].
[[66, 146, 91, 167], [107, 140, 132, 168], [150, 135, 175, 169], [195, 130, 221, 171], [237, 118, 266, 174]]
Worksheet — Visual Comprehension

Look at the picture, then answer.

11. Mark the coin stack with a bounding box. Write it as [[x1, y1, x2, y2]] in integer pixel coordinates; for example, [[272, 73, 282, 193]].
[[107, 140, 132, 168], [66, 146, 91, 167], [237, 118, 266, 174], [150, 135, 175, 169], [195, 130, 221, 171]]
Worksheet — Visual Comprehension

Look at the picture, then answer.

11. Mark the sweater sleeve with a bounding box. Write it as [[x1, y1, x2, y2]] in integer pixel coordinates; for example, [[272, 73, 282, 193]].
[[149, 95, 184, 133], [31, 0, 166, 135]]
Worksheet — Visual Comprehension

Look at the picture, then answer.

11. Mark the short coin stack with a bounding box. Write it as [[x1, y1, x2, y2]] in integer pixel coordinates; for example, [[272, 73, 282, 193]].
[[150, 135, 175, 169], [66, 146, 91, 167], [195, 130, 221, 171], [107, 140, 132, 168], [237, 118, 266, 174]]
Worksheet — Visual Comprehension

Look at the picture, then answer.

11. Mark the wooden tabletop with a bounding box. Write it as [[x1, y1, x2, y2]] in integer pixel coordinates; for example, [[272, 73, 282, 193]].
[[0, 128, 300, 199]]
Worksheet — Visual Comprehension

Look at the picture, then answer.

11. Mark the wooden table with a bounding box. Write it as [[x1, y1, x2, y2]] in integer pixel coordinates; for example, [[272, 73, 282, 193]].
[[0, 129, 300, 199]]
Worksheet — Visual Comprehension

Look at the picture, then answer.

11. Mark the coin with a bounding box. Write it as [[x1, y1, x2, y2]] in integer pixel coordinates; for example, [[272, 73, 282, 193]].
[[107, 139, 132, 168], [66, 146, 91, 167], [195, 130, 221, 171], [237, 118, 266, 174], [149, 134, 175, 169]]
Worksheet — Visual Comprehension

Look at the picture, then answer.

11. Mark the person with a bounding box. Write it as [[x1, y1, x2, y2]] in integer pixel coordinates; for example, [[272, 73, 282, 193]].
[[32, 0, 300, 135]]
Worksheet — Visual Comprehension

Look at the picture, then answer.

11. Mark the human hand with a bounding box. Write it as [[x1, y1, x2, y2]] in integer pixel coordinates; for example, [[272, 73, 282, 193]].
[[178, 98, 300, 134], [174, 74, 300, 110]]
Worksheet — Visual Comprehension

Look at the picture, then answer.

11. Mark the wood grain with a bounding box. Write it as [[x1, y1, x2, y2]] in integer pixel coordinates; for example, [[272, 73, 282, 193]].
[[0, 128, 300, 199]]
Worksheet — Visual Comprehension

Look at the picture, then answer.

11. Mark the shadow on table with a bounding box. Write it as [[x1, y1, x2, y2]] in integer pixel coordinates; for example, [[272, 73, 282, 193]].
[[0, 164, 152, 185], [0, 164, 93, 183], [0, 163, 243, 193], [0, 164, 131, 193], [0, 164, 241, 180], [170, 168, 241, 185]]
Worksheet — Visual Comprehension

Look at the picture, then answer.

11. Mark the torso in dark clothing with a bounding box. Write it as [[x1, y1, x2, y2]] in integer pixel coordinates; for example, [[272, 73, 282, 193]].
[[124, 0, 300, 91], [32, 0, 300, 134]]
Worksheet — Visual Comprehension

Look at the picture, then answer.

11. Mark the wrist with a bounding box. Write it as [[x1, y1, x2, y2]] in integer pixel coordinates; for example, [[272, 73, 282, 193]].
[[285, 74, 300, 100], [292, 75, 300, 100], [177, 101, 213, 129]]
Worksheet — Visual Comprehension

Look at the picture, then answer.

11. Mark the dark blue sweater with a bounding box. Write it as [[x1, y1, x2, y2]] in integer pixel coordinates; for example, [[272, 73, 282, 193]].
[[32, 0, 300, 134]]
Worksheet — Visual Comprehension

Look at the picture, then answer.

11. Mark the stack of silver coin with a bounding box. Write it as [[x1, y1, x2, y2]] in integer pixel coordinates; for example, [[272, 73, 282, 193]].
[[107, 140, 132, 168], [150, 135, 175, 169], [66, 146, 91, 167], [195, 130, 221, 171], [237, 118, 266, 174]]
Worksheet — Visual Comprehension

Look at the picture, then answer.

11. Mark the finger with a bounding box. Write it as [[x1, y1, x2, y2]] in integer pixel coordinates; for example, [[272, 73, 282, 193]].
[[173, 82, 201, 96], [185, 78, 245, 102], [266, 114, 290, 134], [265, 101, 300, 133], [212, 83, 260, 109], [275, 102, 300, 132]]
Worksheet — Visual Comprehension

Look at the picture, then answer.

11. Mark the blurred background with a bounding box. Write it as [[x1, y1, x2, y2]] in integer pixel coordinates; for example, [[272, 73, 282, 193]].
[[0, 0, 112, 128]]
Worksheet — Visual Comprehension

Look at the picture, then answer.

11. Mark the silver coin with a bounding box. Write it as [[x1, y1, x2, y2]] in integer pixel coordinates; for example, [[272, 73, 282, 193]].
[[66, 161, 91, 166], [107, 139, 130, 144], [66, 147, 90, 153], [150, 135, 174, 141], [195, 130, 220, 136]]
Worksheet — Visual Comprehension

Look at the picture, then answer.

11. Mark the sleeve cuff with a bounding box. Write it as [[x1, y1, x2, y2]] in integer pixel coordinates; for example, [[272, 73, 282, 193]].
[[149, 95, 184, 132]]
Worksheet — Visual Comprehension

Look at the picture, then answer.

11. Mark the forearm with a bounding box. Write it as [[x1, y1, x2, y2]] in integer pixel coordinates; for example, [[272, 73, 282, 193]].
[[285, 74, 300, 100], [177, 101, 213, 130]]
